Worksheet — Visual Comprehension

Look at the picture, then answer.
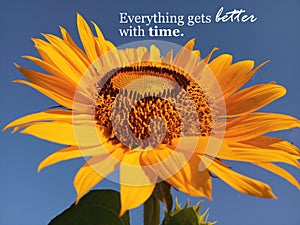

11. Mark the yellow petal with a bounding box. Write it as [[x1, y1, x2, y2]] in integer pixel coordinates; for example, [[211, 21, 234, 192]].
[[140, 144, 211, 197], [192, 50, 200, 58], [226, 84, 286, 117], [208, 54, 232, 78], [76, 13, 99, 62], [224, 60, 269, 97], [22, 55, 71, 81], [120, 183, 155, 216], [105, 40, 116, 51], [3, 110, 73, 131], [166, 155, 212, 199], [14, 75, 88, 109], [31, 38, 53, 64], [136, 46, 148, 61], [14, 80, 74, 108], [59, 26, 91, 67], [19, 121, 103, 146], [118, 49, 131, 66], [74, 146, 125, 203], [225, 60, 255, 94], [183, 38, 195, 50], [119, 150, 157, 216], [163, 50, 173, 63], [217, 141, 300, 168], [94, 35, 107, 56], [141, 146, 184, 181], [202, 47, 218, 63], [207, 159, 276, 198], [31, 38, 82, 84], [254, 162, 300, 189], [74, 162, 104, 203], [124, 48, 136, 62], [171, 136, 225, 160], [226, 113, 300, 141], [149, 45, 161, 61], [20, 121, 77, 145], [173, 39, 199, 73], [120, 150, 157, 186], [91, 21, 105, 43], [91, 21, 116, 56], [241, 136, 300, 157], [210, 58, 255, 98], [42, 33, 88, 75], [38, 146, 102, 172], [99, 47, 121, 68], [15, 64, 76, 100]]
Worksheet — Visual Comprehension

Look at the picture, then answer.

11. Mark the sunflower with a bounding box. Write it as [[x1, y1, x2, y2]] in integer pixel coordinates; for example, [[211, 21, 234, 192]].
[[4, 13, 300, 216]]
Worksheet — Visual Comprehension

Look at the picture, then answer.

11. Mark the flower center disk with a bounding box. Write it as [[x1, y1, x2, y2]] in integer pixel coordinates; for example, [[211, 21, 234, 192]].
[[94, 62, 213, 149]]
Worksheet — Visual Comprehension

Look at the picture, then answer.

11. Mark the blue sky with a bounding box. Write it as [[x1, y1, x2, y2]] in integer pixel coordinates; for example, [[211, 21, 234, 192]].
[[0, 0, 299, 225]]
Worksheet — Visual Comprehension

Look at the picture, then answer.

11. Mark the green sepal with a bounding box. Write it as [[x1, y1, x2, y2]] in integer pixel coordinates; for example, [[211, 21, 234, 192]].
[[144, 196, 160, 225], [153, 181, 173, 212], [164, 199, 216, 225]]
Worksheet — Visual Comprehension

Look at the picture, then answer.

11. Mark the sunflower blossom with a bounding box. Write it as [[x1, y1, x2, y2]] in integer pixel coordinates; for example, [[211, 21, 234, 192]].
[[4, 13, 300, 215]]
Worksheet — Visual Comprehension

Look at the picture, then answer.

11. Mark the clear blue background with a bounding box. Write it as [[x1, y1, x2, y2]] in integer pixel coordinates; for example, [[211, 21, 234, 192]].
[[0, 0, 299, 225]]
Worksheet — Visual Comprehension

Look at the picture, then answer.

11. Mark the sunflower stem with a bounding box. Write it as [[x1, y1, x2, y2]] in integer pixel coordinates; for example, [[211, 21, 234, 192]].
[[144, 196, 160, 225]]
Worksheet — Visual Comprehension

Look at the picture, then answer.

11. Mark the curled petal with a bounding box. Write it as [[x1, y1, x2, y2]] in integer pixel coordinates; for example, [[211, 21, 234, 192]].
[[226, 84, 286, 117], [254, 162, 300, 189], [207, 159, 276, 198], [226, 113, 300, 141], [240, 136, 300, 157]]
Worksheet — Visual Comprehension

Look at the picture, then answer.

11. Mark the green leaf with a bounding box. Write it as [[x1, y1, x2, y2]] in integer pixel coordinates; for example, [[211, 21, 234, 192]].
[[48, 189, 130, 225]]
